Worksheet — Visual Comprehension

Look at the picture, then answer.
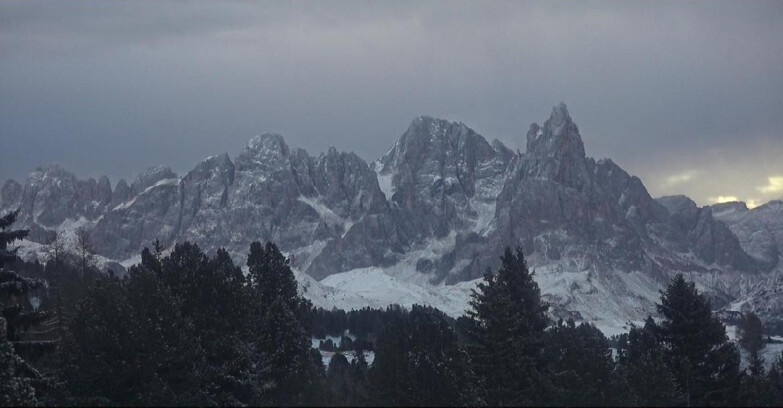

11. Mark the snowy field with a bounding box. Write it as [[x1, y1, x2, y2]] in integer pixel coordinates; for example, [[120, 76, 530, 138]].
[[311, 332, 375, 368]]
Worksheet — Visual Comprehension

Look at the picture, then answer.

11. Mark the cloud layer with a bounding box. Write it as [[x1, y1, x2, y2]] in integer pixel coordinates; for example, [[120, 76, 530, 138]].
[[1, 1, 781, 207]]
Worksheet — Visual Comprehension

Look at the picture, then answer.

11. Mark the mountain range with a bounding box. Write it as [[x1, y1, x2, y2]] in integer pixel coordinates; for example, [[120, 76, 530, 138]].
[[3, 103, 782, 334]]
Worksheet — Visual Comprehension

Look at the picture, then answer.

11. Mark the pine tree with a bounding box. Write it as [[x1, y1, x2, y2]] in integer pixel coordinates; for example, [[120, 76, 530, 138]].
[[0, 211, 28, 267], [614, 317, 680, 406], [767, 352, 783, 406], [246, 241, 323, 405], [657, 274, 741, 406], [0, 210, 46, 406], [349, 343, 371, 406], [0, 317, 37, 406], [327, 352, 355, 406], [736, 311, 772, 406], [464, 247, 548, 406], [543, 319, 615, 406], [369, 304, 481, 406], [155, 243, 259, 405], [738, 311, 766, 376], [62, 267, 207, 406]]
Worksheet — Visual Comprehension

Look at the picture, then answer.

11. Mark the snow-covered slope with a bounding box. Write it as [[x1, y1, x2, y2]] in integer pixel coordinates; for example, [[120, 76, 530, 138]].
[[4, 103, 783, 333]]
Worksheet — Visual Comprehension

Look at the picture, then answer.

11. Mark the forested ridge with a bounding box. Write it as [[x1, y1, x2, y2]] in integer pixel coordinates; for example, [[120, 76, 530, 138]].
[[2, 209, 783, 406]]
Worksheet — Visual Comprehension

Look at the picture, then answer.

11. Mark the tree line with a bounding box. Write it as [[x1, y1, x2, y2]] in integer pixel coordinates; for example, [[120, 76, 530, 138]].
[[2, 209, 783, 406]]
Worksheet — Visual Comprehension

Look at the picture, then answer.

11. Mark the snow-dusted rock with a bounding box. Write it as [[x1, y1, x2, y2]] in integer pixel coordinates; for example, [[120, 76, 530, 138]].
[[4, 104, 783, 332]]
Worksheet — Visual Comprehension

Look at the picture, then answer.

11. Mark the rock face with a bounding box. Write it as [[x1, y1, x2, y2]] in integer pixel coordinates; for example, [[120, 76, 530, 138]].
[[3, 104, 782, 328], [658, 195, 756, 271], [711, 200, 783, 329], [374, 116, 514, 283]]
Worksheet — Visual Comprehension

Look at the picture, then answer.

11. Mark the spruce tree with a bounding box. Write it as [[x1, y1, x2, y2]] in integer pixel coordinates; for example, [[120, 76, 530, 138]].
[[738, 311, 766, 375], [657, 274, 741, 406], [62, 267, 206, 406], [0, 315, 37, 406], [768, 352, 783, 406], [542, 319, 615, 406], [0, 210, 47, 406], [246, 241, 323, 405], [464, 247, 548, 406], [247, 241, 300, 310], [614, 317, 680, 406], [155, 243, 259, 405], [0, 211, 28, 267], [327, 352, 355, 406], [369, 304, 480, 406]]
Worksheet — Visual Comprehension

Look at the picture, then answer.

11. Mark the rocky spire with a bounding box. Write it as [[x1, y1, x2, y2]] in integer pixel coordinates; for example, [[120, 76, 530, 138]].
[[245, 133, 290, 157], [526, 102, 585, 160], [97, 175, 113, 205], [523, 103, 588, 189]]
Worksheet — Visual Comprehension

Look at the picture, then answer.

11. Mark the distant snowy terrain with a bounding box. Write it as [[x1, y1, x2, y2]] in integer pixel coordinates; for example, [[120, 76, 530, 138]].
[[5, 104, 783, 337]]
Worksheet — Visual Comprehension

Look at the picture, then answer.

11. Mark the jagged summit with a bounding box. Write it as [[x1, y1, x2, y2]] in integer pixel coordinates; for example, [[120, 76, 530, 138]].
[[527, 102, 584, 158], [245, 133, 290, 156], [5, 104, 783, 330], [549, 102, 572, 124], [522, 103, 588, 189], [129, 166, 177, 196]]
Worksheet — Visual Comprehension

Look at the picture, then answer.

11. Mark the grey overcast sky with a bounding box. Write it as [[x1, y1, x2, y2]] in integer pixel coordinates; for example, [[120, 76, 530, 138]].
[[1, 1, 782, 207]]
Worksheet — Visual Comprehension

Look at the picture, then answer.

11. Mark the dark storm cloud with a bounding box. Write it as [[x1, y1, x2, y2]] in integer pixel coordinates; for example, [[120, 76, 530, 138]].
[[1, 1, 782, 206]]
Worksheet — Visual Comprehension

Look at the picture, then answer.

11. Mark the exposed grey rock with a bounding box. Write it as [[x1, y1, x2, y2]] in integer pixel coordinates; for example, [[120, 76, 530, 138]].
[[111, 179, 130, 208], [129, 166, 177, 197], [8, 104, 783, 329], [659, 195, 757, 271], [713, 200, 782, 274], [97, 175, 112, 205], [1, 179, 22, 210], [373, 116, 515, 282], [11, 164, 112, 232], [91, 170, 180, 258]]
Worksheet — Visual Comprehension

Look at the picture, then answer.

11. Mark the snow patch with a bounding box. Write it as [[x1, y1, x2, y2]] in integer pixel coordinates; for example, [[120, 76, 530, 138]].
[[113, 177, 179, 211]]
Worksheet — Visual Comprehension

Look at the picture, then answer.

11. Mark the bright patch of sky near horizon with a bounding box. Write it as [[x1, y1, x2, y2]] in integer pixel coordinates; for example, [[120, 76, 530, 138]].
[[0, 1, 781, 207]]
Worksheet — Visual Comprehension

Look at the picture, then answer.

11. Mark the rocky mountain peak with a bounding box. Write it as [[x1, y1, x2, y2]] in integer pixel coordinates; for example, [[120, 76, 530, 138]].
[[129, 166, 178, 197], [185, 153, 235, 186], [245, 133, 290, 157], [110, 179, 130, 207], [658, 195, 699, 218], [7, 105, 783, 332], [550, 101, 572, 126], [97, 175, 113, 205], [522, 103, 589, 189], [712, 201, 750, 214], [527, 102, 585, 160]]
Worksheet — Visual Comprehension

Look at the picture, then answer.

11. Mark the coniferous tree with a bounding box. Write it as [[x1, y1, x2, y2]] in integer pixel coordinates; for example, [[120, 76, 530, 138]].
[[738, 311, 766, 375], [350, 343, 371, 405], [62, 267, 206, 406], [246, 241, 323, 406], [767, 352, 783, 406], [542, 319, 615, 406], [0, 211, 28, 267], [0, 317, 37, 406], [464, 247, 548, 406], [0, 210, 47, 406], [657, 274, 741, 406], [614, 317, 680, 406], [156, 243, 259, 405], [327, 352, 356, 406], [0, 210, 46, 342], [369, 304, 481, 406]]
